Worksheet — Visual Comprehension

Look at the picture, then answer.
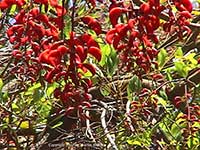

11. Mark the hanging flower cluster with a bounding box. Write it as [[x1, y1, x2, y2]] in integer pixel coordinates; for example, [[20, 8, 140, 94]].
[[106, 0, 193, 73], [2, 0, 102, 119]]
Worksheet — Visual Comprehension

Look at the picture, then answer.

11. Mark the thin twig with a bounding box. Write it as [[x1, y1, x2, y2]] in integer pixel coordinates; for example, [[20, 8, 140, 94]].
[[125, 100, 134, 132], [85, 110, 96, 142]]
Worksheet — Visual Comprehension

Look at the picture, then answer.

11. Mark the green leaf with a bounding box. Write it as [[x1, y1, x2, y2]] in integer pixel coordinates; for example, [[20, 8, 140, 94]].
[[174, 61, 188, 77], [9, 4, 17, 15], [20, 120, 30, 129], [127, 140, 141, 146], [25, 82, 41, 95], [0, 78, 3, 100], [46, 83, 57, 97], [175, 47, 183, 58], [11, 103, 20, 113], [159, 90, 168, 100], [77, 4, 85, 16], [107, 57, 115, 76], [157, 48, 168, 68], [187, 136, 199, 149], [0, 78, 3, 92], [100, 86, 111, 96], [64, 16, 72, 39], [156, 95, 167, 107], [33, 89, 44, 103], [51, 121, 63, 129], [186, 53, 198, 65], [99, 44, 111, 66], [127, 75, 142, 93]]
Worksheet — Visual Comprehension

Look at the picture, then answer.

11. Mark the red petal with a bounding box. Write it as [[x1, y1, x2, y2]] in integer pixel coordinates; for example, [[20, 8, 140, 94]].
[[140, 2, 151, 15], [106, 29, 116, 44], [113, 35, 121, 50], [48, 50, 62, 66], [30, 7, 39, 16], [88, 46, 101, 61], [179, 11, 192, 19], [0, 0, 9, 10], [76, 45, 86, 62], [82, 63, 96, 75], [109, 7, 127, 27], [55, 5, 67, 17], [34, 0, 48, 4], [57, 45, 69, 54], [82, 16, 102, 35], [88, 0, 96, 7], [82, 16, 93, 24], [39, 49, 50, 63], [49, 0, 58, 6], [82, 101, 92, 108], [81, 34, 99, 48], [182, 0, 193, 12]]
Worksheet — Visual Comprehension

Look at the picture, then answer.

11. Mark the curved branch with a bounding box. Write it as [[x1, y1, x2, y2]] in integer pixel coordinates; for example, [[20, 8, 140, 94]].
[[100, 102, 118, 150]]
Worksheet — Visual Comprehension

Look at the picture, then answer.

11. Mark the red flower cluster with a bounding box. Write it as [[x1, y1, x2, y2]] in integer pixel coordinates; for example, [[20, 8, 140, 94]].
[[0, 0, 25, 10], [106, 0, 165, 72], [173, 0, 193, 12], [37, 32, 101, 117], [39, 32, 101, 83], [54, 84, 92, 118], [106, 0, 192, 73], [5, 1, 102, 118], [7, 8, 59, 50]]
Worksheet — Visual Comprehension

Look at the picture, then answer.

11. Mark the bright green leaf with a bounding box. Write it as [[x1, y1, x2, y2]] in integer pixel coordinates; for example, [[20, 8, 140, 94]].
[[187, 136, 199, 148], [46, 83, 57, 97], [157, 48, 168, 68], [127, 140, 141, 146], [99, 44, 111, 66], [0, 78, 3, 92], [11, 103, 20, 113], [25, 82, 41, 95], [9, 5, 17, 15], [20, 120, 29, 129], [175, 47, 183, 58], [174, 61, 188, 77], [51, 121, 63, 129]]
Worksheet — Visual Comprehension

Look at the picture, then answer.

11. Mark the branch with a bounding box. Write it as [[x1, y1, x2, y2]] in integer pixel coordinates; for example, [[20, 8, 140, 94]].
[[89, 68, 200, 113], [100, 101, 118, 150], [125, 100, 134, 132], [85, 110, 96, 142]]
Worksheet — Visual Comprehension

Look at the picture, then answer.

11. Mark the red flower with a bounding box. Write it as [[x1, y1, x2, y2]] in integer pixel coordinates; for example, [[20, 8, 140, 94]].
[[82, 16, 102, 35], [88, 46, 101, 61], [109, 7, 128, 27]]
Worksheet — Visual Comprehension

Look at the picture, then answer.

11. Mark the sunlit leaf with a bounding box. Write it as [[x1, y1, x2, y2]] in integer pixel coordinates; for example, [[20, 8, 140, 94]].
[[0, 78, 3, 92], [25, 82, 41, 95], [11, 103, 20, 113], [158, 48, 168, 68], [175, 47, 183, 58], [127, 140, 141, 146], [20, 120, 30, 129], [174, 61, 188, 77], [51, 121, 63, 129]]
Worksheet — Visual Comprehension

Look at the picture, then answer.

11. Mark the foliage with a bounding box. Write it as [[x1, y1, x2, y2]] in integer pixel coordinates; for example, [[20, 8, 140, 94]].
[[0, 0, 200, 149]]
